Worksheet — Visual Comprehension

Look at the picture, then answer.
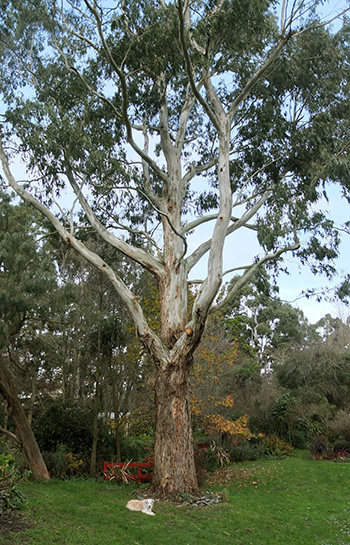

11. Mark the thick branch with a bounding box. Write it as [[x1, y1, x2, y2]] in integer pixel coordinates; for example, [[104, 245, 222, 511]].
[[215, 240, 301, 312], [186, 190, 270, 272], [64, 159, 163, 278], [181, 156, 218, 190], [175, 84, 196, 152], [0, 140, 169, 365]]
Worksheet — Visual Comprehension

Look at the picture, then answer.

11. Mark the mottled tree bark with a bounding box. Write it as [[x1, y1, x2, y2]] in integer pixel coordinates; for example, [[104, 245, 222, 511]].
[[151, 358, 198, 497]]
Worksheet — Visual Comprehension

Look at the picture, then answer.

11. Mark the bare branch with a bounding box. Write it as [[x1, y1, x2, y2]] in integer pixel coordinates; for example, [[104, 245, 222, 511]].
[[63, 158, 164, 277], [181, 155, 218, 189], [175, 83, 196, 152], [0, 139, 170, 365], [0, 427, 21, 446], [292, 7, 350, 38], [214, 239, 301, 312], [186, 190, 271, 271], [222, 265, 251, 277], [177, 0, 221, 132]]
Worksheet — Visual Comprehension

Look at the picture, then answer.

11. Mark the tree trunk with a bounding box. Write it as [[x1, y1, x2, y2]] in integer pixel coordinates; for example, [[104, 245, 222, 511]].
[[151, 356, 198, 498], [0, 359, 50, 481], [110, 373, 121, 461], [115, 423, 121, 462], [90, 378, 100, 477]]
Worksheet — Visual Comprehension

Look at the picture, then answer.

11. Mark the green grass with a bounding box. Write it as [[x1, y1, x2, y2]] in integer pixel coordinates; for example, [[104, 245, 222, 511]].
[[2, 452, 350, 545]]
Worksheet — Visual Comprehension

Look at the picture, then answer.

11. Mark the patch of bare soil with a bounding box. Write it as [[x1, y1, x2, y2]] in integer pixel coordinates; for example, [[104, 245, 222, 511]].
[[0, 512, 30, 542]]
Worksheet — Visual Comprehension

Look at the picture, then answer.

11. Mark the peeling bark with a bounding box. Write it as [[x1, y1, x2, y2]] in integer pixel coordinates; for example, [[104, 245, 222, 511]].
[[151, 356, 198, 497]]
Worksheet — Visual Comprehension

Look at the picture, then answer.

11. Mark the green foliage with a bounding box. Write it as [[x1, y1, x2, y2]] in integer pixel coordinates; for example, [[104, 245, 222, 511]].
[[271, 393, 297, 435], [119, 435, 153, 463], [332, 439, 350, 454], [0, 453, 15, 471], [262, 435, 294, 458], [275, 347, 350, 410], [34, 404, 93, 456], [229, 439, 263, 462], [33, 403, 114, 463], [328, 411, 350, 443], [0, 191, 56, 349], [0, 454, 25, 513], [42, 444, 84, 479]]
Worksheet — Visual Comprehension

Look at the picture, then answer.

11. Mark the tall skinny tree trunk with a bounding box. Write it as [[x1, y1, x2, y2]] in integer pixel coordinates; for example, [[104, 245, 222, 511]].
[[111, 381, 121, 461], [0, 359, 50, 481], [151, 356, 198, 497], [90, 378, 101, 477]]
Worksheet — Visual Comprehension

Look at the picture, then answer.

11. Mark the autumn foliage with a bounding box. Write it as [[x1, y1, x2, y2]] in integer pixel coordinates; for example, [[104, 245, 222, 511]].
[[191, 316, 255, 441]]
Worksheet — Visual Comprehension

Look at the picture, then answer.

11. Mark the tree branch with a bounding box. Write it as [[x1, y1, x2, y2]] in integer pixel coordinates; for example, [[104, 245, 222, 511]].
[[186, 190, 271, 272], [229, 35, 290, 121], [177, 0, 221, 132], [0, 139, 171, 365], [77, 0, 171, 187], [63, 157, 164, 278], [214, 239, 301, 312], [175, 83, 196, 152], [0, 427, 21, 446]]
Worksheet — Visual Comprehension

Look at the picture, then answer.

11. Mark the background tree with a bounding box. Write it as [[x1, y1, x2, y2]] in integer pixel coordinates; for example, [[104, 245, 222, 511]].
[[224, 272, 311, 368], [0, 0, 349, 495], [0, 191, 54, 480]]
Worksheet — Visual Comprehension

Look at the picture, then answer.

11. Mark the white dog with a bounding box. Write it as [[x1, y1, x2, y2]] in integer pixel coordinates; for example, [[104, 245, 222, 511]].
[[126, 499, 155, 516]]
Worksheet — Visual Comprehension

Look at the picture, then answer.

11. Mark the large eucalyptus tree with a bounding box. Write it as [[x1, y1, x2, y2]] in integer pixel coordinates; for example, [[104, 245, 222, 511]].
[[0, 0, 349, 495]]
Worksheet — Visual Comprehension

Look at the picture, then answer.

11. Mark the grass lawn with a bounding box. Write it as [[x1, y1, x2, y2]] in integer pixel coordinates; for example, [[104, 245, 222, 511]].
[[1, 452, 350, 545]]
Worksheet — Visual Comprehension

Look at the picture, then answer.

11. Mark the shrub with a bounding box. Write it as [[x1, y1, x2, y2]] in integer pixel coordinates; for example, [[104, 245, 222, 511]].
[[328, 411, 350, 443], [230, 441, 263, 462], [33, 402, 113, 461], [120, 435, 153, 462], [291, 428, 308, 449], [43, 444, 86, 478], [333, 439, 350, 454], [0, 454, 25, 514], [309, 436, 329, 460], [262, 435, 294, 458]]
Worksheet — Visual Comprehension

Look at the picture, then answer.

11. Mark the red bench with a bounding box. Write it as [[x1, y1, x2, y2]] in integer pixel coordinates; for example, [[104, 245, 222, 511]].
[[103, 461, 153, 483]]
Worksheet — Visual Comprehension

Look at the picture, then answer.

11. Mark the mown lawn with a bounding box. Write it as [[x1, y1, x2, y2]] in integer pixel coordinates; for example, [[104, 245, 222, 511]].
[[1, 452, 350, 545]]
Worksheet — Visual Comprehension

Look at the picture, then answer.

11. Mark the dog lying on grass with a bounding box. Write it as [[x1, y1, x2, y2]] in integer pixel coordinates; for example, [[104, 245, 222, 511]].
[[126, 499, 155, 516]]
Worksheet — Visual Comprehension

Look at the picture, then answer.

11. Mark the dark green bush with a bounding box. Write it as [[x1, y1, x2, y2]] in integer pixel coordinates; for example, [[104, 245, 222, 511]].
[[291, 429, 308, 449], [120, 435, 153, 462], [42, 444, 87, 479], [33, 403, 114, 465], [33, 404, 94, 456], [230, 441, 262, 462], [332, 439, 350, 454]]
